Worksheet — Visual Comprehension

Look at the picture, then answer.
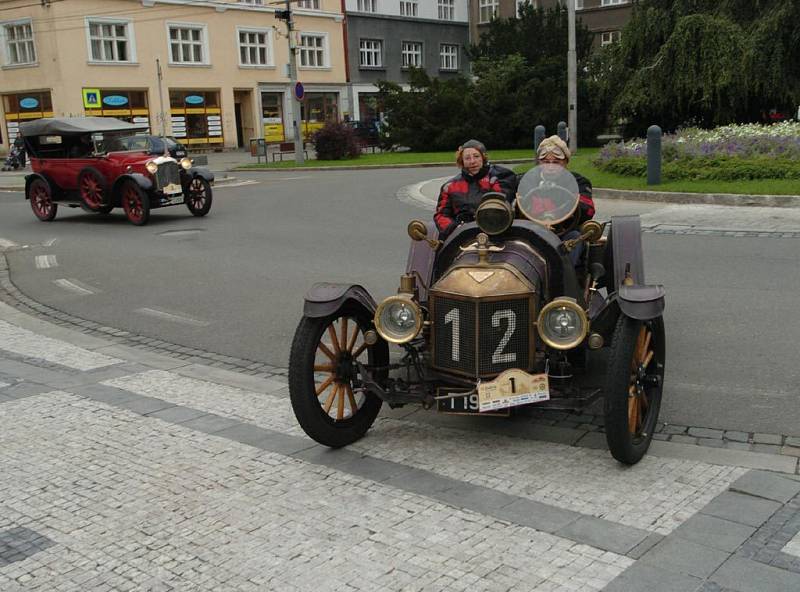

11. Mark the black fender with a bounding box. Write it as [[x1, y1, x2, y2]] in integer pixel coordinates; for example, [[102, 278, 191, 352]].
[[111, 173, 153, 207], [24, 172, 60, 200], [303, 283, 378, 319], [609, 215, 666, 321], [182, 167, 215, 185]]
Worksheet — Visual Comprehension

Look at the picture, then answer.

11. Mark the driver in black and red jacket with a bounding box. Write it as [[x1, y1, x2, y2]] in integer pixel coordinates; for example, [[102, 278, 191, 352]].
[[434, 139, 518, 239]]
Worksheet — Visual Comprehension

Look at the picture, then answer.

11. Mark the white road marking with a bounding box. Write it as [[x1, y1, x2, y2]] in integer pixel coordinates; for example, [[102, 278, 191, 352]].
[[43, 238, 58, 247], [135, 307, 209, 327], [397, 177, 448, 209], [0, 238, 19, 249], [53, 278, 97, 296], [276, 176, 312, 181], [0, 381, 9, 389], [215, 180, 259, 188], [35, 254, 58, 269]]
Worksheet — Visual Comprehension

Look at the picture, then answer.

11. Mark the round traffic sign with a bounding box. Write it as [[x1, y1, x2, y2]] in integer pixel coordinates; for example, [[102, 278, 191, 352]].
[[294, 82, 304, 101]]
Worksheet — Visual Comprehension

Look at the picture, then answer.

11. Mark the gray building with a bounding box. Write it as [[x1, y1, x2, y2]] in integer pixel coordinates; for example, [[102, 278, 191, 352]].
[[343, 0, 470, 124]]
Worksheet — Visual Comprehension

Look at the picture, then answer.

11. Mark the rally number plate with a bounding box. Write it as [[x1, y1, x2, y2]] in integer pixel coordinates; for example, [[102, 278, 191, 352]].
[[477, 369, 550, 413], [436, 390, 510, 417]]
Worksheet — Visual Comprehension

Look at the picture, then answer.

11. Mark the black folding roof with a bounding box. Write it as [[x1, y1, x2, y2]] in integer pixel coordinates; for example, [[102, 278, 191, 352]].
[[20, 117, 147, 136]]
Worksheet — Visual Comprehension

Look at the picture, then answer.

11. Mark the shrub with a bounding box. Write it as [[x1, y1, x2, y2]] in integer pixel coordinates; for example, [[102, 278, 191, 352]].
[[311, 121, 360, 160]]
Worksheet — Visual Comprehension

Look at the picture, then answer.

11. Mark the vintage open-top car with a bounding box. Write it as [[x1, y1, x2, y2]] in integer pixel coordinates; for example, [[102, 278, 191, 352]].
[[20, 117, 214, 225], [289, 165, 666, 465]]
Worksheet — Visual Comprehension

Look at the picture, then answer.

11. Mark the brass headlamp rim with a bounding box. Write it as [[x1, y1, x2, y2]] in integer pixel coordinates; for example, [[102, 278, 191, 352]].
[[373, 294, 423, 344], [536, 297, 588, 350], [475, 195, 514, 236]]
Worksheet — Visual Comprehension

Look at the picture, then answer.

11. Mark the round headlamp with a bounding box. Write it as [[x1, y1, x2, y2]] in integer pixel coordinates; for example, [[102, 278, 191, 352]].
[[180, 157, 192, 170], [537, 297, 588, 350], [374, 296, 423, 344], [475, 194, 514, 236], [145, 161, 158, 174]]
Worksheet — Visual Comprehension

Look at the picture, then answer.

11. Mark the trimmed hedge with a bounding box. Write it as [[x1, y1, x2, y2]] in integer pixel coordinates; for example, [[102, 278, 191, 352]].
[[596, 156, 800, 182]]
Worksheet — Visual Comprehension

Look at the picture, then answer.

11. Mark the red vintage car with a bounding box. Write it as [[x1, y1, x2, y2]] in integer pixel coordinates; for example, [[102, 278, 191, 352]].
[[20, 117, 214, 225]]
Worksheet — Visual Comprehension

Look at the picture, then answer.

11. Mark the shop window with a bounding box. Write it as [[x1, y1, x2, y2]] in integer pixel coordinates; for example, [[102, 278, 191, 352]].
[[169, 89, 223, 145]]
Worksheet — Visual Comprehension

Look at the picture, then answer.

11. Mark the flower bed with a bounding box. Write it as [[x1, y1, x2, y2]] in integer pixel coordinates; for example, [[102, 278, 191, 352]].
[[595, 122, 800, 181]]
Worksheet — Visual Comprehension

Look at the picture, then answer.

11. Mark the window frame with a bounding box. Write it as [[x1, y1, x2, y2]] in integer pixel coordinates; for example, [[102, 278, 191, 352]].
[[1, 18, 37, 68], [358, 38, 383, 69], [166, 21, 210, 66], [298, 31, 329, 69], [478, 0, 499, 24], [401, 40, 423, 69], [85, 16, 137, 64], [439, 43, 459, 72], [437, 0, 455, 20], [296, 0, 321, 8], [357, 0, 377, 12], [236, 26, 273, 68], [399, 1, 418, 17], [601, 0, 628, 5], [600, 30, 621, 45]]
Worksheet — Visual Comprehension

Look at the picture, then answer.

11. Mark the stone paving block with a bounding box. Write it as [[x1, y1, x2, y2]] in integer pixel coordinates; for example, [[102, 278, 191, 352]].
[[556, 515, 650, 555], [712, 556, 800, 592], [674, 514, 756, 553], [0, 393, 13, 403], [671, 435, 698, 445], [70, 383, 140, 405], [724, 442, 752, 451], [639, 537, 730, 578], [627, 533, 666, 560], [434, 483, 518, 516], [212, 423, 277, 448], [384, 468, 463, 497], [662, 424, 688, 435], [730, 470, 800, 504], [114, 395, 176, 416], [780, 445, 800, 458], [697, 438, 726, 449], [255, 432, 316, 456], [753, 433, 783, 445], [752, 443, 782, 455], [603, 562, 704, 592], [178, 413, 242, 434], [492, 498, 579, 534], [786, 437, 800, 448], [724, 431, 750, 443], [574, 431, 608, 450], [146, 405, 213, 425], [688, 428, 724, 439], [0, 381, 50, 399], [700, 492, 781, 527]]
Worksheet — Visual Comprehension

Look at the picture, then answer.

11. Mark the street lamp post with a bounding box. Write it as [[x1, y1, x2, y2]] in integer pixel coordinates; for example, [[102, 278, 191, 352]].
[[567, 0, 578, 153], [282, 1, 305, 165]]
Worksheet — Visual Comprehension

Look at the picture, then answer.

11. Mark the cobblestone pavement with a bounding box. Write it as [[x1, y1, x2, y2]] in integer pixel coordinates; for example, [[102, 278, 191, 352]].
[[2, 291, 800, 590]]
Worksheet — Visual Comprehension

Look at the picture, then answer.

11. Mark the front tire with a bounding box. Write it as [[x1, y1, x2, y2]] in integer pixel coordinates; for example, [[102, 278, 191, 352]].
[[121, 180, 150, 226], [289, 308, 388, 447], [186, 177, 212, 217], [603, 315, 665, 465], [28, 178, 58, 221]]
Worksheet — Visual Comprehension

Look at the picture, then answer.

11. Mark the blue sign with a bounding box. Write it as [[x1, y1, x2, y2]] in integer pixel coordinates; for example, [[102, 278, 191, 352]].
[[19, 97, 39, 109], [103, 95, 129, 107], [185, 95, 205, 105], [294, 82, 304, 101]]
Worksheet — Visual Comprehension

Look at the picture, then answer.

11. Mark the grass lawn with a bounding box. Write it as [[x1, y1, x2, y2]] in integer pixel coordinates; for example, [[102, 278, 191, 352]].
[[515, 148, 800, 196], [239, 146, 799, 195]]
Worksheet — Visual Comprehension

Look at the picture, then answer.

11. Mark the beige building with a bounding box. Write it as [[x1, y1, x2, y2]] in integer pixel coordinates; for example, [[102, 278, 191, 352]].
[[0, 0, 347, 152]]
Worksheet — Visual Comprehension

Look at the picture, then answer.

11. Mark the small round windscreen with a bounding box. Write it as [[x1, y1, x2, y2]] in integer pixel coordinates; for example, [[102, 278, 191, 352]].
[[516, 164, 580, 226]]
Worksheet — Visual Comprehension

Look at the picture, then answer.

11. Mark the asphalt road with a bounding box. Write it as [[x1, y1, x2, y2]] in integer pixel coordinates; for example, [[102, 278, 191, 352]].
[[1, 168, 799, 435]]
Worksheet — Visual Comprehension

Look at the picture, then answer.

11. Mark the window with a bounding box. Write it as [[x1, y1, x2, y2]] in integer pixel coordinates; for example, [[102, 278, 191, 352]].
[[359, 39, 382, 68], [438, 0, 455, 20], [601, 30, 621, 45], [401, 41, 422, 68], [400, 1, 417, 16], [516, 0, 536, 15], [601, 0, 628, 5], [238, 28, 271, 66], [357, 0, 376, 12], [575, 0, 584, 8], [296, 0, 320, 8], [168, 24, 206, 64], [238, 0, 263, 4], [439, 43, 458, 71], [2, 20, 36, 66], [299, 33, 326, 67], [87, 19, 134, 62], [479, 0, 498, 23]]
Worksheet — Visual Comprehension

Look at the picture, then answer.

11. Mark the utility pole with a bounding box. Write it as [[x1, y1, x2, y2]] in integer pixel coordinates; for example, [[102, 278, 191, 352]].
[[277, 1, 305, 165], [567, 0, 578, 153], [156, 58, 167, 137]]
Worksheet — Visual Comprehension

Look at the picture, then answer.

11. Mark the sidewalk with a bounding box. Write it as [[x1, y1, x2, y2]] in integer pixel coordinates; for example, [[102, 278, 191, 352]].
[[2, 250, 800, 591]]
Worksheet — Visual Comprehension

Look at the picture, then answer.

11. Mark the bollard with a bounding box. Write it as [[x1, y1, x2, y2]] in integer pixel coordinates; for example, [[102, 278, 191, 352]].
[[557, 121, 567, 142], [647, 125, 662, 186], [534, 125, 546, 155]]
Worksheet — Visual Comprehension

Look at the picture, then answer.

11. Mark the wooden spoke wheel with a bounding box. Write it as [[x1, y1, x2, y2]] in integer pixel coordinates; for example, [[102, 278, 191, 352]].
[[289, 307, 388, 448], [185, 177, 213, 217], [603, 315, 665, 465], [78, 168, 108, 211], [28, 178, 58, 221], [121, 180, 150, 226]]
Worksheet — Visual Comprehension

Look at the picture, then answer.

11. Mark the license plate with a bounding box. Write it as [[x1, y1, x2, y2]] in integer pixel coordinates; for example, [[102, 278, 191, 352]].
[[436, 390, 510, 416], [478, 369, 550, 413], [163, 183, 182, 195]]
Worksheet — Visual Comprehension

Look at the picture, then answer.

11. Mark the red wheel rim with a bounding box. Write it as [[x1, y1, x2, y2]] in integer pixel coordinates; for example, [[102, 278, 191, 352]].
[[188, 178, 206, 209], [80, 174, 103, 208], [123, 185, 144, 223], [30, 182, 53, 217]]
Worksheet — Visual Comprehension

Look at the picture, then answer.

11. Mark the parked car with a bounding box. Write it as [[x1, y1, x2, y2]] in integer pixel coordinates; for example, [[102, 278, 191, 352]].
[[116, 134, 188, 159], [344, 120, 380, 147], [20, 117, 213, 225], [289, 165, 666, 465]]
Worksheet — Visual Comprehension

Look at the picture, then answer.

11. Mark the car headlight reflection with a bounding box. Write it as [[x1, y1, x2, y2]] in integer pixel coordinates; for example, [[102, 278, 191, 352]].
[[374, 296, 423, 344], [145, 161, 158, 174], [180, 157, 192, 170], [537, 298, 588, 350]]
